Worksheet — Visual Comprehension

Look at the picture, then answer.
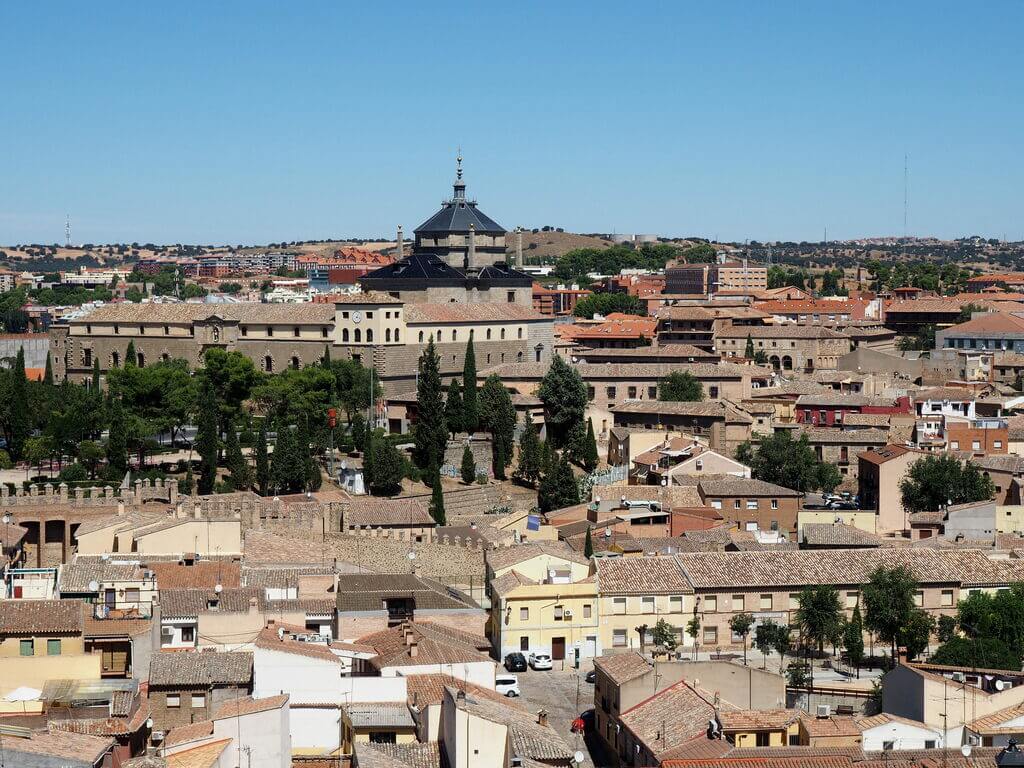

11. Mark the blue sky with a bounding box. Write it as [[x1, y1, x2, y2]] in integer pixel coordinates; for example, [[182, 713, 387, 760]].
[[2, 2, 1022, 245]]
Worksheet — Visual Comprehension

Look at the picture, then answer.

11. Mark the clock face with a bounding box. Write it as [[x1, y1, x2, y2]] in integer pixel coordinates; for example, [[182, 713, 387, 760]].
[[352, 311, 362, 324]]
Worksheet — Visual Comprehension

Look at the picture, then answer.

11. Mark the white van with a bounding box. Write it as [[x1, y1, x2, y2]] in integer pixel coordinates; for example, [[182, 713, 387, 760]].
[[495, 674, 521, 697]]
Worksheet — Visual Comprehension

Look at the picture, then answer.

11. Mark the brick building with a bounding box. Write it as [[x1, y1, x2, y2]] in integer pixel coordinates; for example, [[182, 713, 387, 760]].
[[147, 651, 253, 732]]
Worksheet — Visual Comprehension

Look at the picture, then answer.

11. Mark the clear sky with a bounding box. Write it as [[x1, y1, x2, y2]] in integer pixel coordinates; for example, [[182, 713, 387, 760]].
[[2, 2, 1022, 245]]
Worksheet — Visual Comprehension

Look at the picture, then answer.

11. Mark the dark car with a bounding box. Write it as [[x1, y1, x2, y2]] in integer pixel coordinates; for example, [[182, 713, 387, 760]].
[[504, 652, 528, 672], [585, 669, 596, 684]]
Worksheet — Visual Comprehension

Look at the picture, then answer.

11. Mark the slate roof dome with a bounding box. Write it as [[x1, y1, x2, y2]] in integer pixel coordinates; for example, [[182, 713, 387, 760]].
[[413, 154, 506, 237]]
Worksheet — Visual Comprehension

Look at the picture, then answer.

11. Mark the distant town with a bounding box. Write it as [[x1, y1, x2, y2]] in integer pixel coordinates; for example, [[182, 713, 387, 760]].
[[5, 160, 1024, 768]]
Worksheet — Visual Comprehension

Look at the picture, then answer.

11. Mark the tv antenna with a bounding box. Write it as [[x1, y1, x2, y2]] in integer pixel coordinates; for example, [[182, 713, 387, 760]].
[[65, 215, 71, 248]]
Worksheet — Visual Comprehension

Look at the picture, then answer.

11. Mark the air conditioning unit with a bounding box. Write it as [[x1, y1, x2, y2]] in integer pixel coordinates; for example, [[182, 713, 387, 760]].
[[951, 671, 966, 683], [160, 627, 174, 637], [815, 704, 831, 718], [563, 609, 573, 619], [996, 679, 1014, 691]]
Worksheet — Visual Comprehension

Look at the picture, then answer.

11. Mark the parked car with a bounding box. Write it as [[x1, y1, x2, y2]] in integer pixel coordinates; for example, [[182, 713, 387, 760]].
[[529, 652, 553, 670], [584, 669, 596, 684], [495, 674, 521, 697], [504, 652, 528, 672]]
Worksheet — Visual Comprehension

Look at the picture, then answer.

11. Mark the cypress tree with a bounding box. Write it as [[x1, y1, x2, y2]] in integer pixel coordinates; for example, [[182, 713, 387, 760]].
[[106, 398, 129, 478], [514, 415, 542, 487], [9, 348, 29, 460], [225, 421, 252, 491], [429, 475, 446, 525], [479, 374, 515, 481], [270, 421, 301, 494], [368, 438, 403, 496], [445, 379, 464, 437], [462, 334, 478, 433], [182, 464, 195, 495], [255, 423, 270, 496], [414, 338, 447, 471], [297, 416, 321, 491], [555, 453, 581, 507], [582, 418, 599, 473], [584, 526, 594, 559], [460, 445, 477, 484], [92, 358, 101, 391], [195, 377, 219, 494], [125, 340, 137, 367], [744, 334, 755, 359], [43, 352, 53, 386]]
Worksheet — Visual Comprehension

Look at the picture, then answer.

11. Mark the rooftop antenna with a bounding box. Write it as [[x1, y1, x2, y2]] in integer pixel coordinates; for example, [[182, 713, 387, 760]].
[[65, 215, 71, 248]]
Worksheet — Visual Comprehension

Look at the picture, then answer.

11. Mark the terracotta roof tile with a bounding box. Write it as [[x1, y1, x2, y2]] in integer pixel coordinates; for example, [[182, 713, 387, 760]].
[[0, 599, 83, 635], [594, 555, 693, 594], [148, 651, 252, 687]]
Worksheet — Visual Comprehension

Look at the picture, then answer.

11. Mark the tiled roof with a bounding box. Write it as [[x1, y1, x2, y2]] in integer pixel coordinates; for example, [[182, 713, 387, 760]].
[[345, 701, 416, 729], [612, 400, 754, 424], [718, 708, 800, 731], [162, 720, 215, 748], [0, 599, 83, 635], [715, 325, 848, 339], [489, 569, 538, 597], [485, 541, 589, 572], [884, 298, 970, 314], [457, 688, 574, 762], [5, 730, 114, 763], [698, 478, 801, 497], [74, 511, 166, 537], [943, 312, 1024, 336], [795, 393, 895, 407], [48, 695, 150, 738], [796, 427, 889, 445], [593, 651, 653, 685], [799, 713, 861, 737], [973, 454, 1024, 473], [159, 587, 261, 619], [83, 611, 153, 638], [573, 343, 716, 360], [620, 679, 728, 760], [594, 555, 693, 594], [858, 445, 917, 465], [915, 386, 977, 402], [241, 566, 335, 589], [148, 561, 241, 590], [345, 498, 435, 527], [166, 739, 231, 768], [212, 694, 288, 720], [60, 561, 143, 593], [801, 523, 882, 548], [677, 549, 1024, 590], [404, 303, 545, 324], [148, 651, 253, 687], [359, 621, 491, 669], [355, 742, 442, 768], [335, 574, 478, 612], [840, 413, 892, 427], [77, 301, 336, 325]]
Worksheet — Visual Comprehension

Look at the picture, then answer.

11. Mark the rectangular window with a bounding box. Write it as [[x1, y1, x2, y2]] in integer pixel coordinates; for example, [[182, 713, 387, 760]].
[[760, 594, 773, 610], [995, 440, 1003, 449], [648, 386, 657, 399], [181, 626, 195, 643], [19, 639, 34, 656], [941, 589, 954, 607], [583, 604, 592, 619], [46, 639, 61, 656], [554, 606, 564, 621], [914, 591, 924, 607], [606, 386, 616, 399], [641, 596, 655, 613], [703, 626, 717, 644], [733, 499, 741, 509], [670, 596, 683, 613], [627, 386, 637, 399], [733, 594, 745, 611], [746, 499, 758, 510], [709, 386, 719, 398], [613, 629, 628, 647], [972, 440, 981, 451], [520, 607, 529, 621], [846, 591, 858, 609], [191, 693, 206, 708], [587, 386, 595, 400], [166, 694, 180, 708], [703, 595, 718, 613], [770, 499, 778, 510], [613, 597, 626, 615], [520, 637, 529, 651], [125, 588, 140, 604], [951, 441, 960, 450]]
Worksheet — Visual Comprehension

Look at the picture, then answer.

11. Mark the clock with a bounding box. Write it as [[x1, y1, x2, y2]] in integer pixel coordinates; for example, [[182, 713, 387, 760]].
[[352, 311, 362, 324]]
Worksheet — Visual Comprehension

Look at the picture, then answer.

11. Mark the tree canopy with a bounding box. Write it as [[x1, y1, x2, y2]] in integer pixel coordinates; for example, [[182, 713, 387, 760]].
[[572, 293, 644, 319], [658, 371, 704, 402], [537, 356, 587, 449], [900, 454, 995, 514], [736, 431, 841, 494]]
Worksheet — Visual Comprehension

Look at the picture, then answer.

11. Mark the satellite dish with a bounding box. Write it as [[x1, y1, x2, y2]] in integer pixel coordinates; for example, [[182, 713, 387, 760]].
[[214, 583, 223, 593], [146, 718, 154, 730], [574, 751, 586, 764], [961, 745, 972, 757], [88, 580, 99, 593], [407, 552, 416, 560]]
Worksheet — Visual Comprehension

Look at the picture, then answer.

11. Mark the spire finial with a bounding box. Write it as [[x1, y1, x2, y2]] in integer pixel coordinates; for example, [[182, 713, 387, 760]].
[[456, 147, 463, 181]]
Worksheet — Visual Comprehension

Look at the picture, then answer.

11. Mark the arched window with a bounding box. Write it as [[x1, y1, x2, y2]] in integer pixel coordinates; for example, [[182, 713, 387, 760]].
[[265, 355, 273, 372], [343, 329, 349, 342], [293, 327, 300, 338], [517, 351, 523, 362], [452, 330, 457, 342], [366, 329, 373, 343], [111, 351, 120, 368], [354, 329, 362, 343], [518, 327, 523, 339], [291, 356, 300, 369], [500, 328, 506, 340], [418, 331, 424, 343], [137, 352, 145, 367], [486, 329, 492, 340], [386, 329, 392, 342], [394, 329, 400, 343]]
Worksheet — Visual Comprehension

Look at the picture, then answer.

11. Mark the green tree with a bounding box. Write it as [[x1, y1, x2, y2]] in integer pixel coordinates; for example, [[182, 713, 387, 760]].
[[24, 435, 52, 477], [538, 451, 580, 513], [367, 435, 403, 496], [225, 421, 252, 491], [460, 445, 477, 484], [571, 293, 644, 319], [652, 618, 678, 652], [658, 371, 704, 402], [772, 624, 793, 673], [199, 349, 260, 433], [270, 422, 304, 494], [900, 609, 935, 661], [795, 585, 843, 655], [514, 415, 542, 487], [744, 334, 755, 359], [78, 440, 104, 479], [106, 398, 129, 479], [937, 614, 957, 644], [7, 348, 30, 460], [581, 418, 599, 473], [931, 637, 1020, 670], [786, 660, 811, 689], [91, 358, 101, 391], [685, 617, 701, 660], [296, 416, 320, 492], [429, 478, 446, 525], [755, 620, 780, 669], [255, 423, 270, 496], [862, 565, 918, 661], [584, 526, 594, 559], [900, 455, 995, 514], [445, 379, 464, 437], [479, 374, 515, 480], [730, 612, 755, 666], [538, 356, 587, 449], [350, 412, 367, 452], [745, 431, 836, 493], [462, 334, 478, 433], [843, 604, 865, 677], [413, 339, 447, 471], [125, 340, 137, 368], [195, 377, 220, 495], [43, 352, 53, 386]]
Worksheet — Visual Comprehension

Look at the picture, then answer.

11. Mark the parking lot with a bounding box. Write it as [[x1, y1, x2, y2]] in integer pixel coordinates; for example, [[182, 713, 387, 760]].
[[511, 659, 613, 768]]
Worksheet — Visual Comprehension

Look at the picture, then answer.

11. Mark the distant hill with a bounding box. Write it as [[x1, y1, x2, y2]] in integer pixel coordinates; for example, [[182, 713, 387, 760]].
[[505, 231, 616, 262]]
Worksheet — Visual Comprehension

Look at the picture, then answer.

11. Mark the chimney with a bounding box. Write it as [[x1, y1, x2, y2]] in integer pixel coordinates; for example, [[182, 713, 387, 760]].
[[249, 596, 259, 614], [468, 224, 476, 270], [194, 503, 202, 519], [516, 227, 523, 269], [537, 709, 548, 727], [409, 641, 419, 657], [397, 225, 404, 259], [117, 500, 125, 516]]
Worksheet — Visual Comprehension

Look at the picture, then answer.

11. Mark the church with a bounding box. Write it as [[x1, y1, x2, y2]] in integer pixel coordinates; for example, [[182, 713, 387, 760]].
[[359, 155, 533, 305]]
